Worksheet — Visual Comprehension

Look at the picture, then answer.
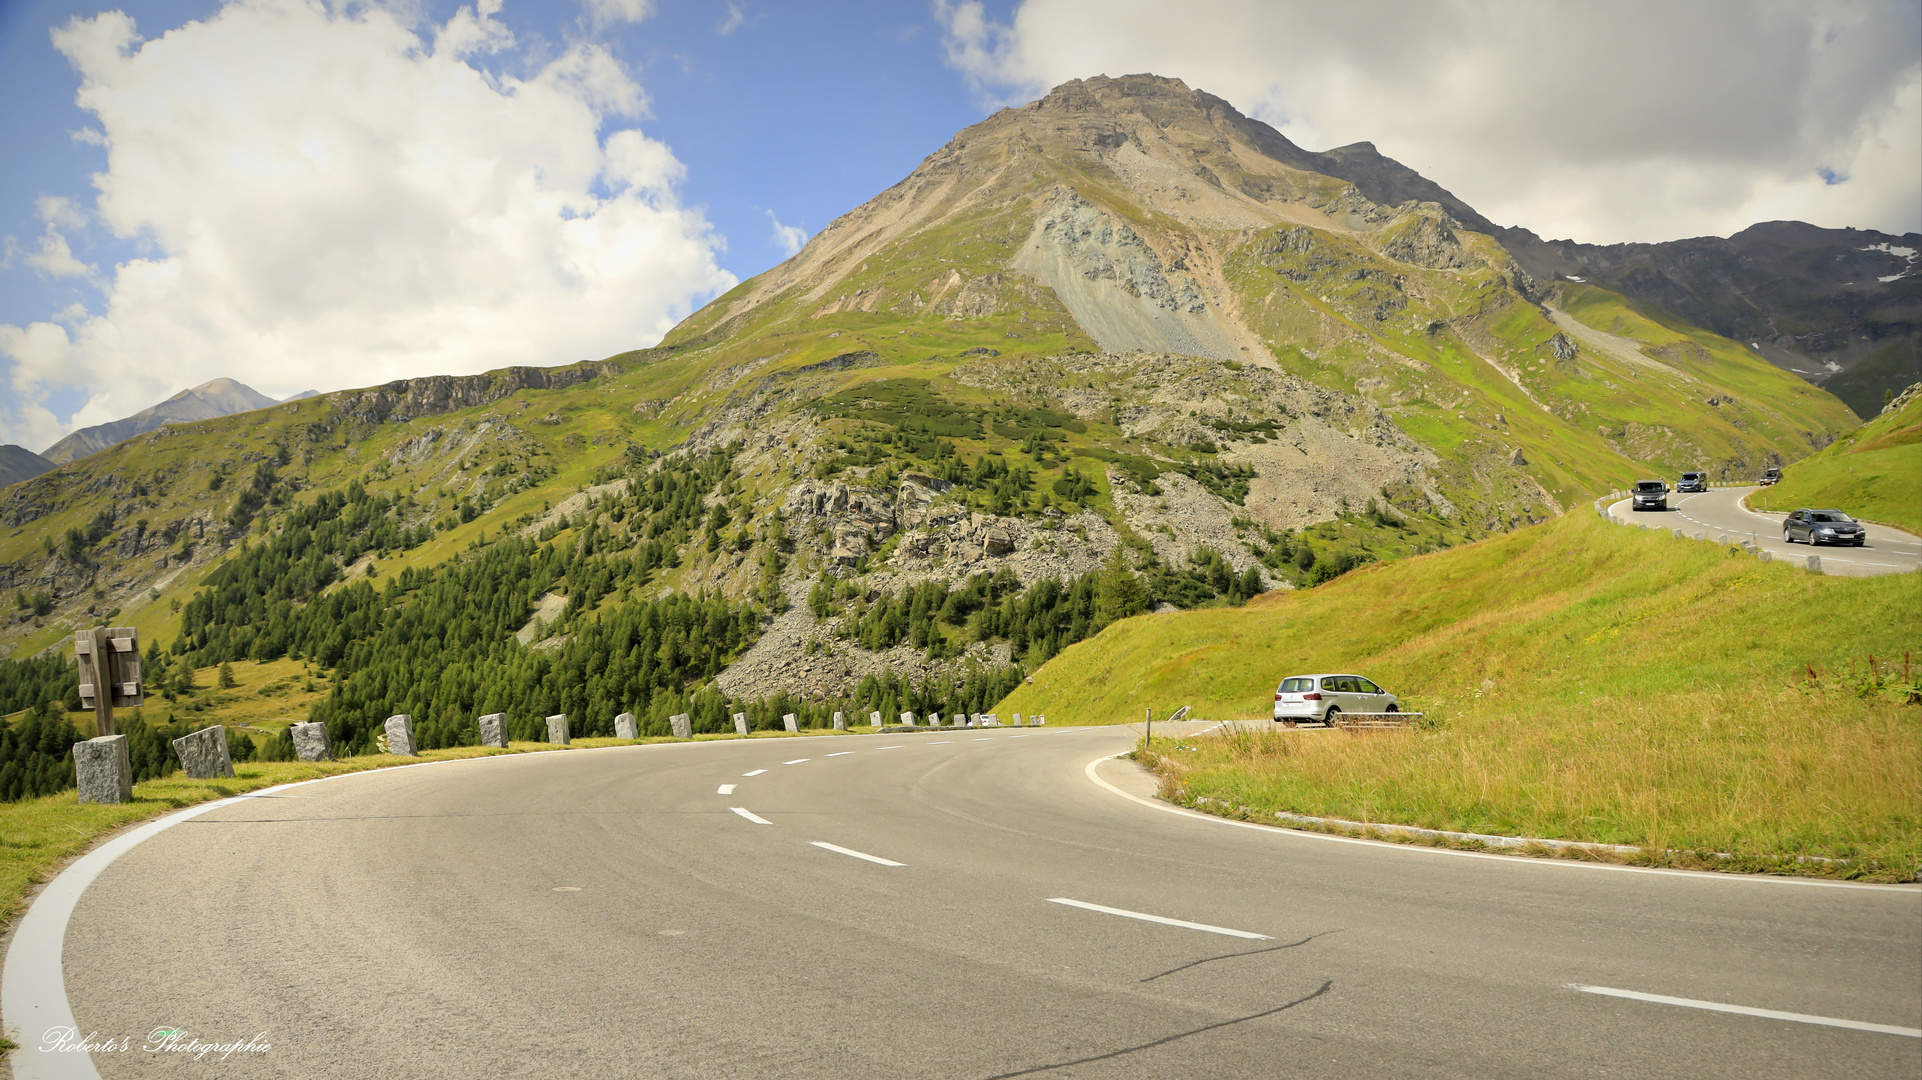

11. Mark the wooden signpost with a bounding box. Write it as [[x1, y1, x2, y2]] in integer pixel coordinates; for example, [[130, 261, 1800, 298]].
[[74, 626, 142, 738]]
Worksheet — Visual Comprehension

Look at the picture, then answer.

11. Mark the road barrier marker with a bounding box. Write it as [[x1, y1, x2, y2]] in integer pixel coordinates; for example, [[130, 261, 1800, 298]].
[[1046, 897, 1271, 939], [810, 841, 906, 867], [730, 807, 773, 825], [1567, 984, 1921, 1038]]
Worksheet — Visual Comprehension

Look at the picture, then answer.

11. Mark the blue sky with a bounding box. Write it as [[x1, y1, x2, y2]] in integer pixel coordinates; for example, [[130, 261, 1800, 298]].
[[1, 0, 1915, 453]]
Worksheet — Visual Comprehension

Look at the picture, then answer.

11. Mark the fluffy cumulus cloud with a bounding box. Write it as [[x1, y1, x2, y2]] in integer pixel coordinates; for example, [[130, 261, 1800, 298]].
[[934, 0, 1922, 245], [0, 0, 733, 451]]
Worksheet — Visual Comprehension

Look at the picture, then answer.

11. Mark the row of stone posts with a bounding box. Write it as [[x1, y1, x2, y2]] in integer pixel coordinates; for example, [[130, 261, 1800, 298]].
[[81, 703, 1057, 801]]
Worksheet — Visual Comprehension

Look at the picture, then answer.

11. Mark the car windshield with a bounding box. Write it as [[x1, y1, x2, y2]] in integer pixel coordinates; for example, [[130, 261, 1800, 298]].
[[1810, 511, 1854, 523], [1683, 473, 1703, 479], [1635, 482, 1664, 492]]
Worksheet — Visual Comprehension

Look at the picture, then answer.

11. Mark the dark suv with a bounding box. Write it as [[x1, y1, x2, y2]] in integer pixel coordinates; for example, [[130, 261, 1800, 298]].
[[1676, 471, 1708, 493], [1784, 508, 1866, 546], [1631, 480, 1668, 511]]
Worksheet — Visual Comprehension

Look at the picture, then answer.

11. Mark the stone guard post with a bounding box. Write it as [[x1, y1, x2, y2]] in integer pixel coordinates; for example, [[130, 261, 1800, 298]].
[[901, 712, 915, 727], [670, 713, 692, 739], [832, 711, 846, 731], [868, 711, 881, 728], [733, 712, 750, 736], [782, 713, 799, 732], [546, 714, 571, 746], [74, 736, 132, 804], [929, 712, 940, 728], [478, 713, 508, 748], [171, 725, 235, 780], [614, 712, 639, 740], [292, 721, 332, 761], [385, 714, 418, 756]]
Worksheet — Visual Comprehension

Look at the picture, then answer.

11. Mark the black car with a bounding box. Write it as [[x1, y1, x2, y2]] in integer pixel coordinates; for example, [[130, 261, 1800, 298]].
[[1784, 508, 1866, 546], [1759, 468, 1782, 486], [1631, 480, 1668, 511], [1677, 471, 1708, 493]]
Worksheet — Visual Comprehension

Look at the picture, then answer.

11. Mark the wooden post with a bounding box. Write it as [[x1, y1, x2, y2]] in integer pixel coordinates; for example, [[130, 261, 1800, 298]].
[[75, 627, 141, 739], [89, 627, 114, 737]]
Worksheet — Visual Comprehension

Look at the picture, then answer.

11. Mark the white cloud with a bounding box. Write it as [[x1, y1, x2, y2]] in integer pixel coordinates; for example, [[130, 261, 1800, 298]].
[[717, 2, 747, 35], [766, 210, 807, 257], [1, 0, 734, 451], [582, 0, 652, 29], [934, 0, 1922, 244]]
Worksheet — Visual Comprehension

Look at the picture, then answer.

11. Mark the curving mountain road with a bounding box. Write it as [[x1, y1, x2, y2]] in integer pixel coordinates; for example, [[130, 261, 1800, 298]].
[[1606, 486, 1922, 577], [6, 727, 1919, 1079]]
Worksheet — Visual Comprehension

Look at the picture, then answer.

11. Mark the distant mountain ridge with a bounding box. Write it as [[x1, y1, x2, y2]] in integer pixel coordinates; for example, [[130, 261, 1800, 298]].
[[42, 378, 283, 464], [0, 445, 53, 488]]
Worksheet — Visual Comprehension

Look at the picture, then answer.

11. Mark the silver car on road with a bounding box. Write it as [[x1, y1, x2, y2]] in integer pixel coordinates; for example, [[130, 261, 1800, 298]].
[[1273, 674, 1401, 727]]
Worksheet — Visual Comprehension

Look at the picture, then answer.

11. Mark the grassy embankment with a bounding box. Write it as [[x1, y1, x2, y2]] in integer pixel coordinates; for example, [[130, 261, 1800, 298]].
[[998, 508, 1920, 879], [1747, 391, 1921, 533]]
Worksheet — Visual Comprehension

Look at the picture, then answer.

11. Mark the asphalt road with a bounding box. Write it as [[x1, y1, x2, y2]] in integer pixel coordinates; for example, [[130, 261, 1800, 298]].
[[19, 726, 1919, 1078], [1607, 485, 1922, 577]]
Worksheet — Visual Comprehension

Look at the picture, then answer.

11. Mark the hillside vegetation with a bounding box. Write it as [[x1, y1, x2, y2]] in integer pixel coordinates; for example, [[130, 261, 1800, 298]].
[[1751, 384, 1921, 532], [1002, 509, 1919, 874]]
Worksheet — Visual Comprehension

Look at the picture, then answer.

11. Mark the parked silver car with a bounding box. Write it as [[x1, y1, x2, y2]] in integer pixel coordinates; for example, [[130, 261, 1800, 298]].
[[1273, 674, 1400, 727]]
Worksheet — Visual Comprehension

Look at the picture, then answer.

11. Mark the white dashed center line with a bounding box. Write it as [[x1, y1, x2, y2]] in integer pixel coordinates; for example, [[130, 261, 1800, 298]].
[[716, 784, 736, 795], [783, 759, 809, 765], [810, 841, 906, 867], [929, 740, 952, 744], [1568, 985, 1922, 1038], [742, 769, 768, 777], [827, 751, 854, 757], [972, 737, 994, 741], [1046, 897, 1271, 939], [876, 745, 904, 750], [730, 807, 773, 825]]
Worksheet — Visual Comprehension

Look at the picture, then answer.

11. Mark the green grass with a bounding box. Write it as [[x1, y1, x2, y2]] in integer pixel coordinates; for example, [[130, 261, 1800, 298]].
[[999, 508, 1920, 876], [1754, 392, 1922, 532]]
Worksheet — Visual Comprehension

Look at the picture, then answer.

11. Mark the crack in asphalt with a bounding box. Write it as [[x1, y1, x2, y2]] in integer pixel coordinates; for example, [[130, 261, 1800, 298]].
[[1138, 930, 1342, 982], [980, 980, 1333, 1078]]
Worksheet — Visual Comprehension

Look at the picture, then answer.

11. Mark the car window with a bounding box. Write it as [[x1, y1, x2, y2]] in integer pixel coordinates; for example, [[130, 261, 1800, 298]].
[[1811, 512, 1853, 523], [1320, 677, 1339, 691], [1279, 678, 1310, 692], [1355, 678, 1380, 694]]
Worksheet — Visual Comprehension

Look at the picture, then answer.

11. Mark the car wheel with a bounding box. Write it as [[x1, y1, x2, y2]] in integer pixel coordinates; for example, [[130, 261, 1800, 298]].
[[1324, 707, 1341, 728], [1385, 703, 1398, 713], [1783, 528, 1794, 543]]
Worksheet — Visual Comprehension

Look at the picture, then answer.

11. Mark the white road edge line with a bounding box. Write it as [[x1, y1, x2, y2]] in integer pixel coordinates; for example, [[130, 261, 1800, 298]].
[[1046, 897, 1270, 940], [1080, 752, 1918, 892], [730, 807, 773, 825], [742, 769, 768, 777], [1567, 984, 1922, 1038], [810, 841, 906, 867], [717, 784, 736, 795]]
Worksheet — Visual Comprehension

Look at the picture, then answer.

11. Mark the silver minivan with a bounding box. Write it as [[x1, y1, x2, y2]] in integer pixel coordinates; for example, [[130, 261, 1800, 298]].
[[1273, 674, 1401, 726]]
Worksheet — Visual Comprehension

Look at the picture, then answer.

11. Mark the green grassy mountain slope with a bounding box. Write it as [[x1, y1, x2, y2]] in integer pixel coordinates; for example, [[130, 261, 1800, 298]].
[[1000, 508, 1919, 873], [1751, 381, 1922, 532], [0, 74, 1869, 747]]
